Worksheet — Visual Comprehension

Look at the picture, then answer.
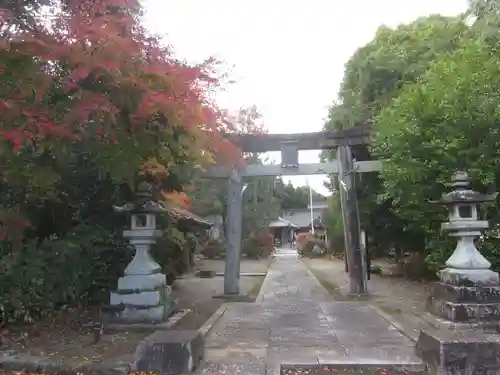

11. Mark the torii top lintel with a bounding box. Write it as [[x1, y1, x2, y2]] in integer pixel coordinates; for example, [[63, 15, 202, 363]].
[[225, 125, 371, 153]]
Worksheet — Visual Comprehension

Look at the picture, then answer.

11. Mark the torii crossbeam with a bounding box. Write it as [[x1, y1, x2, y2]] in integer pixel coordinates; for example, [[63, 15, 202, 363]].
[[203, 126, 380, 297]]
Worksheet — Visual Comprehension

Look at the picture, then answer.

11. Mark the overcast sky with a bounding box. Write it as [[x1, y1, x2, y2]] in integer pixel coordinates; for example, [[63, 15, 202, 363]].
[[141, 0, 467, 196]]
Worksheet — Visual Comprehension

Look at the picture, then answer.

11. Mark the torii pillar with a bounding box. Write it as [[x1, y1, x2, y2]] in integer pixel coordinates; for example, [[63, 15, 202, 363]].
[[223, 169, 244, 295], [337, 145, 368, 295]]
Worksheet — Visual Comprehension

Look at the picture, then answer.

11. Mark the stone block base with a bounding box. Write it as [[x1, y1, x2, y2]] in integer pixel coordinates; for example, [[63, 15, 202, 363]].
[[416, 329, 500, 374], [117, 272, 166, 291], [428, 282, 500, 322], [439, 268, 499, 287], [132, 330, 204, 375], [110, 289, 163, 306], [108, 304, 170, 324], [109, 284, 175, 324], [428, 297, 500, 322], [430, 282, 500, 303]]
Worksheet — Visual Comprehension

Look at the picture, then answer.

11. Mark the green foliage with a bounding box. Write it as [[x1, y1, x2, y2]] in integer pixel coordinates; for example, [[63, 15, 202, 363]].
[[323, 14, 477, 269], [371, 30, 500, 267], [0, 224, 133, 323], [321, 0, 500, 276], [322, 194, 345, 254], [242, 175, 280, 239], [151, 214, 189, 284], [189, 178, 227, 217], [325, 16, 469, 133], [274, 179, 324, 210], [200, 239, 225, 259]]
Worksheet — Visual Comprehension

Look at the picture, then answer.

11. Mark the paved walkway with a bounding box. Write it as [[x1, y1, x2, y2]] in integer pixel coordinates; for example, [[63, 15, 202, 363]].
[[200, 249, 424, 374]]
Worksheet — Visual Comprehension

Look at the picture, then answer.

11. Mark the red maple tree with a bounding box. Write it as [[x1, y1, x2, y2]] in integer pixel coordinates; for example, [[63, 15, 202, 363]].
[[0, 0, 243, 160], [0, 0, 266, 217]]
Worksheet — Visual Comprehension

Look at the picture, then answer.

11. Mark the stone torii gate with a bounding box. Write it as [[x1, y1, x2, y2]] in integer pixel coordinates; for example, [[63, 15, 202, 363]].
[[204, 126, 382, 296]]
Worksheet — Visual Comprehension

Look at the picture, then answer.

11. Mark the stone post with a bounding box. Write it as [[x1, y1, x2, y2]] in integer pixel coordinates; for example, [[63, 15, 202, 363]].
[[426, 170, 500, 322], [109, 183, 174, 323], [223, 169, 243, 295]]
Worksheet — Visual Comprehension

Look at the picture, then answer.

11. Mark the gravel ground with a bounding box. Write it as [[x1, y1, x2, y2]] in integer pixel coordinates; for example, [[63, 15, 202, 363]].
[[171, 258, 272, 330]]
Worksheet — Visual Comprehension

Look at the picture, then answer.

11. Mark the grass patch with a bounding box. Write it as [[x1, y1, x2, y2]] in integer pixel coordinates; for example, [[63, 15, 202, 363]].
[[303, 264, 344, 300], [380, 306, 403, 315], [302, 259, 368, 301], [318, 278, 342, 297], [247, 257, 273, 299]]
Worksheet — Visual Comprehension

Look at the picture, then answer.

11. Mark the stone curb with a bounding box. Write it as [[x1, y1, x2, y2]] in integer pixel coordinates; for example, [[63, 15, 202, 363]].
[[255, 259, 275, 303], [368, 304, 420, 342], [214, 272, 267, 277], [197, 304, 227, 338]]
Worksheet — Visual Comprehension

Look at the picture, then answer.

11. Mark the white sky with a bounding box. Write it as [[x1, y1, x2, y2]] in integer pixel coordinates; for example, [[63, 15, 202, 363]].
[[141, 0, 467, 196]]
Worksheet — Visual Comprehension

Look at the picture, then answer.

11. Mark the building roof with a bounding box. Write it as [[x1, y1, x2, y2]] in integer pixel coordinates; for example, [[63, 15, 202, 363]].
[[269, 217, 299, 228], [169, 207, 213, 228], [281, 209, 324, 229]]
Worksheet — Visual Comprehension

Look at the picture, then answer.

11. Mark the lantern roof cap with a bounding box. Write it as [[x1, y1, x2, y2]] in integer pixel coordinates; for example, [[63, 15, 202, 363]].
[[114, 182, 167, 213], [431, 171, 498, 205], [113, 200, 167, 214]]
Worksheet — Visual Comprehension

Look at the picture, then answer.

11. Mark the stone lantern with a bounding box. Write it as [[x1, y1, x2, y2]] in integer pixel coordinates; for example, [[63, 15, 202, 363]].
[[109, 182, 174, 323], [427, 170, 500, 322]]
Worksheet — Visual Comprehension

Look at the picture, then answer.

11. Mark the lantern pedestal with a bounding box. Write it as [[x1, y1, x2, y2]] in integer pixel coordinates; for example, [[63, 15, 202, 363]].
[[428, 236, 500, 322], [109, 228, 175, 324]]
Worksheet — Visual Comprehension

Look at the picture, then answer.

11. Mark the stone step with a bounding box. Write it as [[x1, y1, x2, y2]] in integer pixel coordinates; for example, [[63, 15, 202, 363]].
[[416, 329, 500, 374], [133, 329, 204, 375]]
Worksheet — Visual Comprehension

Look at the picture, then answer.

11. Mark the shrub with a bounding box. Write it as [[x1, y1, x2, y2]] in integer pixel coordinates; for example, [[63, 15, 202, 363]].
[[297, 232, 326, 257], [242, 229, 274, 259], [152, 226, 188, 284], [296, 232, 312, 250], [201, 238, 225, 259], [0, 224, 133, 324], [398, 252, 437, 280]]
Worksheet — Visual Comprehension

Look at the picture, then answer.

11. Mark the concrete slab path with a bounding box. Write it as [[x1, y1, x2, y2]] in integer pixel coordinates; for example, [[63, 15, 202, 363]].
[[200, 249, 425, 374]]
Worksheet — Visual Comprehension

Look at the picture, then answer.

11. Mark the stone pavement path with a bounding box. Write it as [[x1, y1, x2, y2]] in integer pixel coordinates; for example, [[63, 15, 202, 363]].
[[200, 249, 424, 374]]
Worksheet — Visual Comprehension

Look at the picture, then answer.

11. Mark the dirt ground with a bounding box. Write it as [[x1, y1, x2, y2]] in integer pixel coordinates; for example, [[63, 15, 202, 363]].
[[302, 257, 433, 338], [0, 257, 271, 367], [0, 307, 150, 364]]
